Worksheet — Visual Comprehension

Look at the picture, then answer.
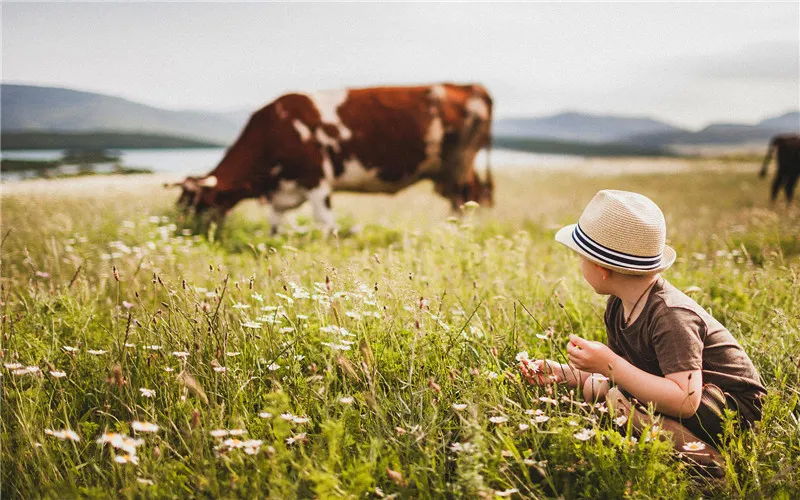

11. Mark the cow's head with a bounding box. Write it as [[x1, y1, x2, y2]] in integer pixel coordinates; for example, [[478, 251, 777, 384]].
[[463, 168, 494, 208], [166, 175, 220, 214]]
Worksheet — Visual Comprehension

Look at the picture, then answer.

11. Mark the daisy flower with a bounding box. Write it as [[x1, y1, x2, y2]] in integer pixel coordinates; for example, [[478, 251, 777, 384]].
[[131, 421, 159, 433], [451, 403, 467, 411], [139, 388, 155, 398], [682, 441, 707, 452], [489, 416, 509, 424], [574, 428, 596, 441]]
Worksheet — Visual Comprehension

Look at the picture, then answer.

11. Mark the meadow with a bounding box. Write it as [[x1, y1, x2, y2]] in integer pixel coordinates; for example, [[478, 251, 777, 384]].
[[1, 160, 799, 498]]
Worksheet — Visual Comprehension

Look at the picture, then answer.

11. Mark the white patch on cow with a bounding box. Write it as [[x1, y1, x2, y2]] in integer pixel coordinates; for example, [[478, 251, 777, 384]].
[[270, 180, 307, 211], [293, 120, 312, 142], [418, 115, 444, 175], [307, 89, 353, 143], [333, 157, 404, 192], [307, 182, 337, 234], [315, 127, 340, 153], [430, 84, 446, 100], [321, 153, 335, 183], [466, 96, 489, 120]]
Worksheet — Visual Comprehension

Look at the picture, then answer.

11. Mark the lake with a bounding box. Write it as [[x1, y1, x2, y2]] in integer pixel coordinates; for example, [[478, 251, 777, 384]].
[[0, 148, 583, 182]]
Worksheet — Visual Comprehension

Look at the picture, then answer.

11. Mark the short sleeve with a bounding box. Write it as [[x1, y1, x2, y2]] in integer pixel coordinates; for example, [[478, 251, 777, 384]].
[[651, 307, 706, 375]]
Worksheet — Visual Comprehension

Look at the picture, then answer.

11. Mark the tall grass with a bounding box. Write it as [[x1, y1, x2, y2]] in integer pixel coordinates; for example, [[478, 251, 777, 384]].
[[1, 165, 798, 498]]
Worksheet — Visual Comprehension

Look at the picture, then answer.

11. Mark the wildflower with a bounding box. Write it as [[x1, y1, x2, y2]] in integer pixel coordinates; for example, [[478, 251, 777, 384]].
[[339, 396, 355, 405], [644, 426, 661, 442], [574, 428, 595, 441], [614, 415, 628, 426], [213, 366, 227, 373], [258, 412, 273, 419], [280, 412, 295, 421], [226, 351, 241, 357], [143, 345, 161, 351], [501, 450, 513, 458], [452, 403, 468, 411], [96, 432, 143, 454], [45, 428, 81, 441], [114, 454, 140, 465], [594, 403, 608, 413], [489, 416, 509, 424], [267, 363, 280, 371], [495, 488, 519, 497], [292, 416, 310, 425], [163, 367, 174, 372], [518, 423, 530, 431], [232, 302, 250, 310], [131, 421, 159, 433], [62, 346, 79, 353], [285, 432, 307, 445], [4, 363, 23, 370], [172, 351, 190, 359], [139, 388, 155, 398], [49, 370, 67, 378], [682, 441, 707, 452], [241, 321, 262, 329], [228, 429, 247, 436], [136, 478, 154, 486], [487, 371, 499, 380], [532, 415, 550, 424], [210, 429, 228, 438], [515, 351, 529, 362], [538, 396, 558, 406], [124, 343, 136, 348], [589, 373, 609, 382], [122, 301, 135, 309]]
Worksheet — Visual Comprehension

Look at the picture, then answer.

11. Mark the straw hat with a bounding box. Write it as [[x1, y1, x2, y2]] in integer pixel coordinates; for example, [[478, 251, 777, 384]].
[[554, 190, 676, 275]]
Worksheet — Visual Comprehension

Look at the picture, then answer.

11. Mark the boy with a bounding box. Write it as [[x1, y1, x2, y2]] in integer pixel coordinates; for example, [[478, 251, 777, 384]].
[[521, 190, 766, 468]]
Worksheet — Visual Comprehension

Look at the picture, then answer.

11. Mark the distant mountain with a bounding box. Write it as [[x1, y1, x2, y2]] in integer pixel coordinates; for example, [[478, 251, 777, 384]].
[[624, 112, 799, 148], [1, 84, 247, 143], [757, 111, 800, 131], [1, 131, 222, 151], [494, 112, 686, 143]]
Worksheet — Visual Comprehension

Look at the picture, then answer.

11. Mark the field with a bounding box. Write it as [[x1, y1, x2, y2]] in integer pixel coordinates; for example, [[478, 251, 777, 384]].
[[1, 159, 799, 498]]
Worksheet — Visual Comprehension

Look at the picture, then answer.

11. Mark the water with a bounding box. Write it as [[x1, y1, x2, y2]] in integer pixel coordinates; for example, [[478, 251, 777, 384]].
[[0, 148, 582, 182]]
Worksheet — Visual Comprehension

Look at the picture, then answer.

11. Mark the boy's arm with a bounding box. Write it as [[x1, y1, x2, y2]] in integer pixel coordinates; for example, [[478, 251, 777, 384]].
[[567, 334, 703, 418]]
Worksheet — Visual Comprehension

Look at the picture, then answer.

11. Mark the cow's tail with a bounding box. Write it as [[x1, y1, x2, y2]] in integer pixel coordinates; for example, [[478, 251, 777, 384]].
[[760, 139, 775, 179]]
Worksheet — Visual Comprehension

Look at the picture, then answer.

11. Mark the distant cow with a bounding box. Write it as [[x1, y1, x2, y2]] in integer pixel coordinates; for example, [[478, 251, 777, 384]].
[[759, 133, 800, 204], [169, 83, 494, 233]]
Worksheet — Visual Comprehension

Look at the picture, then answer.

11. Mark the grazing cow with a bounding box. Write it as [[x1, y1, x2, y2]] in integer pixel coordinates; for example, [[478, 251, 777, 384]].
[[169, 83, 494, 233], [759, 133, 800, 205]]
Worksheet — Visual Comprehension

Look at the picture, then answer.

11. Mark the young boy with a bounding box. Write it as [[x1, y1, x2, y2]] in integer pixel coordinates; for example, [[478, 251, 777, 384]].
[[521, 190, 766, 467]]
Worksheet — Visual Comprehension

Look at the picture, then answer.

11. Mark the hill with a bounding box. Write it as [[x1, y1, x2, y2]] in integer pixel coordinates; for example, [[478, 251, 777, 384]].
[[1, 131, 222, 150], [1, 84, 246, 143], [493, 112, 686, 143]]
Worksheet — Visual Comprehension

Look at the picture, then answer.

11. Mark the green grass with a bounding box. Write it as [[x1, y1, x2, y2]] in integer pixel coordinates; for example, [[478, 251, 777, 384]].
[[1, 165, 798, 498]]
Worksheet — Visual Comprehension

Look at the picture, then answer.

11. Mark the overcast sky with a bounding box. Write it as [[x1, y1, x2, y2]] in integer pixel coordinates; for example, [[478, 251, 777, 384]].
[[2, 1, 798, 129]]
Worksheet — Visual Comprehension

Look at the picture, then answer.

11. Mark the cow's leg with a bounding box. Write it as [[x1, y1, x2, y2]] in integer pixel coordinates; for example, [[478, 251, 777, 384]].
[[307, 182, 337, 235], [771, 170, 785, 203], [269, 207, 285, 236], [785, 172, 799, 205]]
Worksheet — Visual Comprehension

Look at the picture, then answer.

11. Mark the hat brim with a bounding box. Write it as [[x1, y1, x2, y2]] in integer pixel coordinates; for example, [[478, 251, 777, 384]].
[[554, 224, 676, 276]]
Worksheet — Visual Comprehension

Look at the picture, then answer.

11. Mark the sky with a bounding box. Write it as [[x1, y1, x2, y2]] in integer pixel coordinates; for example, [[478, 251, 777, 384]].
[[2, 1, 798, 130]]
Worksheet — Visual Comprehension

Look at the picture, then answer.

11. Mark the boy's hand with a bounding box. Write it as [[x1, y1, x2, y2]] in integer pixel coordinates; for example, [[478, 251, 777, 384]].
[[519, 358, 563, 386], [566, 334, 617, 376]]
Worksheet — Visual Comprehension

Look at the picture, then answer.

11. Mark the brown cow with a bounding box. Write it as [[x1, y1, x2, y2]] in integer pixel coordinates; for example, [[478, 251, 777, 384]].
[[759, 133, 800, 205], [169, 83, 494, 234]]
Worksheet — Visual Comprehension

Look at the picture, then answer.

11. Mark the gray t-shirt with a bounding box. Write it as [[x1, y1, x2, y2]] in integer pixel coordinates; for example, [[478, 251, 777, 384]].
[[605, 276, 766, 422]]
